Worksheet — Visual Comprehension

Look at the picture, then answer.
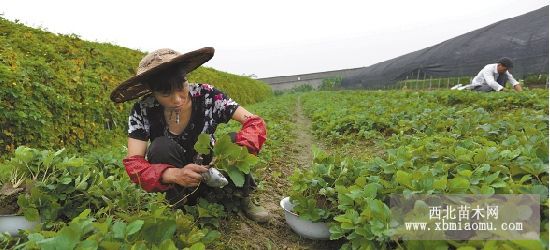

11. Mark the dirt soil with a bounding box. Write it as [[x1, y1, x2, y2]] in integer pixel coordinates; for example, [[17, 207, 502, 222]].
[[217, 98, 343, 249], [0, 183, 24, 215]]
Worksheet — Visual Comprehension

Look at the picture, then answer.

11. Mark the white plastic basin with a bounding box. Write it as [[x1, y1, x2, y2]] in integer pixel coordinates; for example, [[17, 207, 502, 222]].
[[0, 215, 39, 236], [280, 196, 330, 240]]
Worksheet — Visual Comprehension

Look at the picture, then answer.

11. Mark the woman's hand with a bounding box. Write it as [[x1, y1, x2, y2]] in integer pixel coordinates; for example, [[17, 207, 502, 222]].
[[162, 164, 208, 187]]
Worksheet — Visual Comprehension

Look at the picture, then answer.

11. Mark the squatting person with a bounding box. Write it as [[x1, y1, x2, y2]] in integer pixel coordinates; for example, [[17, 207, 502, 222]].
[[110, 47, 270, 223], [451, 57, 523, 92]]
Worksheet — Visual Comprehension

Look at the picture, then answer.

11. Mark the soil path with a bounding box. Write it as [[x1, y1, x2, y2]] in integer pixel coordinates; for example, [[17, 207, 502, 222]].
[[293, 96, 315, 167], [220, 96, 342, 250]]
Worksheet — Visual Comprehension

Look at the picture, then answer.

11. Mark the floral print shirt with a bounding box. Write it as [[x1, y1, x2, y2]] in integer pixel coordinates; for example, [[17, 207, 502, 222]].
[[127, 83, 239, 163]]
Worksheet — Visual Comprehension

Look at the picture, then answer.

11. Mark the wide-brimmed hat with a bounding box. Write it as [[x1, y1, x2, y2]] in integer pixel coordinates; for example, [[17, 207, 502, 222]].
[[110, 47, 214, 103]]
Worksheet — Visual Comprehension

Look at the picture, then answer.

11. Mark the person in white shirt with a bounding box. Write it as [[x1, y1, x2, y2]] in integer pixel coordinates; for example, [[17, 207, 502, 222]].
[[451, 57, 523, 92]]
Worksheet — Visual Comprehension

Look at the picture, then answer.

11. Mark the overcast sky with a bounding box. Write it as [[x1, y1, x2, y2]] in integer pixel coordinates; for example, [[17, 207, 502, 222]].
[[1, 0, 548, 78]]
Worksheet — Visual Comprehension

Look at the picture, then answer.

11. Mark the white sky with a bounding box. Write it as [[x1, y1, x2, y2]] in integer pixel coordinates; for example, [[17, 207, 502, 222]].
[[1, 0, 548, 78]]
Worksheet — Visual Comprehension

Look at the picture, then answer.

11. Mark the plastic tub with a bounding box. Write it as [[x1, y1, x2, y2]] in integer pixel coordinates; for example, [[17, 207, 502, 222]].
[[0, 215, 39, 236], [280, 196, 330, 240]]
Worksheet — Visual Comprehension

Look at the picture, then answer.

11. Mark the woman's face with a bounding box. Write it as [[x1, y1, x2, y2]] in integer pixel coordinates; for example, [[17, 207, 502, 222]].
[[153, 83, 189, 111]]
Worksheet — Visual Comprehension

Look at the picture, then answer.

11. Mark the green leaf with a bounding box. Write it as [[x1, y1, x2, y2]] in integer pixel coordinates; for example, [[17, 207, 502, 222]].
[[329, 224, 346, 240], [142, 220, 177, 244], [189, 242, 206, 250], [212, 134, 233, 156], [49, 224, 81, 250], [112, 221, 126, 239], [490, 181, 507, 188], [79, 239, 99, 250], [346, 185, 364, 200], [226, 166, 245, 187], [396, 170, 412, 188], [355, 176, 367, 186], [433, 177, 447, 191], [187, 228, 205, 244], [511, 239, 544, 250], [480, 185, 495, 195], [364, 183, 378, 199], [99, 241, 122, 249], [22, 207, 40, 222], [458, 170, 472, 178], [126, 220, 144, 236], [157, 239, 178, 250], [194, 134, 211, 155], [334, 214, 352, 224], [131, 242, 149, 250], [197, 206, 211, 218], [499, 149, 521, 160], [485, 172, 500, 184], [457, 247, 476, 250], [448, 177, 470, 193], [60, 177, 72, 184], [201, 230, 221, 244]]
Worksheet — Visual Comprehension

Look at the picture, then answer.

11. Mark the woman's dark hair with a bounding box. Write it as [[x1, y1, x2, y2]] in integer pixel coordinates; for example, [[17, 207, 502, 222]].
[[145, 66, 188, 94]]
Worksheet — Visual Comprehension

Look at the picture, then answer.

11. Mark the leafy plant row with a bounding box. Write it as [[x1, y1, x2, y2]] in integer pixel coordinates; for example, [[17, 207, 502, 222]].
[[0, 146, 224, 249], [289, 90, 548, 249]]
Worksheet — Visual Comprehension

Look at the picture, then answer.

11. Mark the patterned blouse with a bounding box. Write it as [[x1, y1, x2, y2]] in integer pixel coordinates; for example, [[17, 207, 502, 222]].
[[127, 83, 239, 164]]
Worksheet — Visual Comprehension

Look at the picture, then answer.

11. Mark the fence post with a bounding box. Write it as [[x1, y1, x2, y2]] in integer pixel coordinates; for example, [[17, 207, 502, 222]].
[[447, 78, 450, 88], [429, 76, 432, 90], [416, 70, 420, 90]]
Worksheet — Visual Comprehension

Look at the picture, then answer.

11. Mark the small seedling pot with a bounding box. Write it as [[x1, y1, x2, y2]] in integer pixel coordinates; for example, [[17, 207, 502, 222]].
[[0, 215, 39, 236], [280, 197, 330, 240]]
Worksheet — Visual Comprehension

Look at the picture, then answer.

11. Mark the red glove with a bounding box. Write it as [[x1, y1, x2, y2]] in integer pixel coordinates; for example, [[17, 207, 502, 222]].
[[235, 116, 267, 155], [123, 155, 173, 192]]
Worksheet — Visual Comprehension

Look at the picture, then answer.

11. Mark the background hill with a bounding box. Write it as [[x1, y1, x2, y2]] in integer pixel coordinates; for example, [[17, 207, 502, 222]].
[[0, 17, 271, 156]]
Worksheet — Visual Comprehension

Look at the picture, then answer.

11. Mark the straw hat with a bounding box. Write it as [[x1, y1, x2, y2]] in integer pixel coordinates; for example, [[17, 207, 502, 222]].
[[110, 47, 214, 103]]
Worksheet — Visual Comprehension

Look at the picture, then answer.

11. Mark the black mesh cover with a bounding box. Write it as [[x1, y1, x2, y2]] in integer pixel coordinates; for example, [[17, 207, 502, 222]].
[[342, 6, 549, 88]]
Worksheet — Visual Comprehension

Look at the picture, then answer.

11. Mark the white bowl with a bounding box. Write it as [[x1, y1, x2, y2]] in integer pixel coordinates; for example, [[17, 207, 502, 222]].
[[280, 197, 331, 240], [0, 215, 39, 236]]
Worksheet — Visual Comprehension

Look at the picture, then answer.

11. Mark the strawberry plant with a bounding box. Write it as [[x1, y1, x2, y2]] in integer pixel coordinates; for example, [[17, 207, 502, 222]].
[[194, 133, 259, 187]]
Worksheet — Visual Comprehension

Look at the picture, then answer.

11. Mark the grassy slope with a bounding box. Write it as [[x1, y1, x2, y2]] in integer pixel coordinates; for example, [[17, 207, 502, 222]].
[[0, 17, 271, 158]]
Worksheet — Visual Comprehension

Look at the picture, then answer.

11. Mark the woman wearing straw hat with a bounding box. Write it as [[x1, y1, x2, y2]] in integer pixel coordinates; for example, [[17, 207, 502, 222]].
[[110, 47, 269, 223]]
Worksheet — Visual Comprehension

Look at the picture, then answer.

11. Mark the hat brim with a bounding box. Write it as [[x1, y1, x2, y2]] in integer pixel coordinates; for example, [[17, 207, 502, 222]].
[[110, 47, 215, 103]]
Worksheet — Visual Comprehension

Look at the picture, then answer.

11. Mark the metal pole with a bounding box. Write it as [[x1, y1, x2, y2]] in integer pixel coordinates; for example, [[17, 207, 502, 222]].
[[416, 69, 420, 90], [429, 76, 432, 90], [447, 78, 450, 88]]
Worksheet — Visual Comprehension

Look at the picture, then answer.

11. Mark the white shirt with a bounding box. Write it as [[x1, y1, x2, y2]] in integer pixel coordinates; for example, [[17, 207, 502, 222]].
[[469, 63, 519, 91]]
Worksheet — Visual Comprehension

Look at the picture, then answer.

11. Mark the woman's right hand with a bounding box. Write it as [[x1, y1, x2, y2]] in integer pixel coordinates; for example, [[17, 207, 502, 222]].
[[161, 164, 208, 187]]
